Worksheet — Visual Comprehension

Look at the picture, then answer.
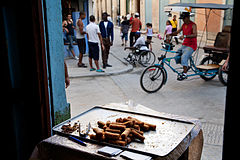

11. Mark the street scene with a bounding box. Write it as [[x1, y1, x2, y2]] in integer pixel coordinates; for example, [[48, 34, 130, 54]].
[[66, 26, 227, 160], [62, 1, 232, 159], [3, 0, 235, 159]]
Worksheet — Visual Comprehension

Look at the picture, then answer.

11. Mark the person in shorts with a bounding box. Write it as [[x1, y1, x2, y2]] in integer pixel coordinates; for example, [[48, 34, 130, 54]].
[[76, 11, 87, 68], [146, 23, 153, 41], [168, 12, 197, 81], [120, 16, 130, 46], [86, 15, 105, 72]]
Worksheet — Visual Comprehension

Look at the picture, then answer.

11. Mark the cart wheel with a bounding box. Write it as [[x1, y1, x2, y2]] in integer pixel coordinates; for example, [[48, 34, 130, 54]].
[[218, 66, 228, 86], [199, 56, 217, 81], [138, 51, 156, 67], [140, 65, 166, 93]]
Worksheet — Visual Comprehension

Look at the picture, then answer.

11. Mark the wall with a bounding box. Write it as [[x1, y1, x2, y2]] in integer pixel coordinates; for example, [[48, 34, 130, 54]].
[[159, 0, 169, 33], [152, 0, 159, 32], [195, 0, 224, 37], [44, 0, 70, 125], [145, 0, 152, 24], [224, 0, 233, 26]]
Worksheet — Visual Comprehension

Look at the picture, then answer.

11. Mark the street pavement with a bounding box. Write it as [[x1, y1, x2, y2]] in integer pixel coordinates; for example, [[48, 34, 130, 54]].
[[65, 27, 226, 160]]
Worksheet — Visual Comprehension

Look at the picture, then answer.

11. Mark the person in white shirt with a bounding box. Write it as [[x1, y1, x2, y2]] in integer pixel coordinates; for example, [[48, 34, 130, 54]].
[[133, 35, 152, 51], [86, 15, 105, 72]]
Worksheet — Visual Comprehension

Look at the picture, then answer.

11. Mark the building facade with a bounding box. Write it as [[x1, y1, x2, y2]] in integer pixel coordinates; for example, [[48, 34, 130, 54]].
[[94, 0, 233, 38]]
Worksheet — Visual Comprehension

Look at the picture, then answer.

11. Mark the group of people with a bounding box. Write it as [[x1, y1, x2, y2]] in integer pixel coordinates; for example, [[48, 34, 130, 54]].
[[120, 12, 198, 81], [120, 13, 143, 47], [63, 11, 199, 81], [62, 12, 114, 73]]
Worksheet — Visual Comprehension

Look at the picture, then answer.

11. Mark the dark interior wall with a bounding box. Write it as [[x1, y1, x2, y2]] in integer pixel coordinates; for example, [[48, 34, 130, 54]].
[[1, 1, 50, 159], [222, 0, 239, 159]]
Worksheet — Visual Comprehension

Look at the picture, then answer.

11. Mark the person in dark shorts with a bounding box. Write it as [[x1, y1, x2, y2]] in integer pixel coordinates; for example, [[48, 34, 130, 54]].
[[86, 15, 105, 72], [120, 16, 130, 46], [76, 11, 87, 67], [88, 42, 99, 62]]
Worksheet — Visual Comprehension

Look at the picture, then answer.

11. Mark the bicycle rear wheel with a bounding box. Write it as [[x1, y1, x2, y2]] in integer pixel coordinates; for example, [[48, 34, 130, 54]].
[[218, 66, 228, 86], [140, 65, 166, 93], [199, 56, 217, 81], [138, 51, 156, 67]]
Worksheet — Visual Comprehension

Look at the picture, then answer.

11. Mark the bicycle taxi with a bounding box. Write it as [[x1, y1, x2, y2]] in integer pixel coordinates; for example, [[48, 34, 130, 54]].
[[140, 3, 232, 93]]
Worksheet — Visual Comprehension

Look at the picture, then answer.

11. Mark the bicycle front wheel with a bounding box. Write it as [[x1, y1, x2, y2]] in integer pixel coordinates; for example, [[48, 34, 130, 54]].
[[140, 65, 166, 93]]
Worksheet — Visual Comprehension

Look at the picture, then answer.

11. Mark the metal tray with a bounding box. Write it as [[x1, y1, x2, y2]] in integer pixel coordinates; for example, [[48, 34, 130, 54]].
[[52, 106, 195, 157]]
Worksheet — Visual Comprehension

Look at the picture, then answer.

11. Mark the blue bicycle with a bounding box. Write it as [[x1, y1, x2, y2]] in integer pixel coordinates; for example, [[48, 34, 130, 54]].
[[140, 42, 227, 93]]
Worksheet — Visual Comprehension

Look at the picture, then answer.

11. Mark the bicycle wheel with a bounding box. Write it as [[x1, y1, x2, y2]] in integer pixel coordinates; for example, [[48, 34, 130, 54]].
[[218, 66, 228, 86], [138, 50, 156, 67], [140, 65, 166, 93], [124, 52, 136, 65], [199, 56, 217, 81]]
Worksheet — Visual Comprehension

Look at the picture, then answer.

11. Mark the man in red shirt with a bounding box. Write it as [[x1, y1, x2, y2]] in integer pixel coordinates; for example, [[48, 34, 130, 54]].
[[129, 13, 142, 46], [169, 12, 197, 81]]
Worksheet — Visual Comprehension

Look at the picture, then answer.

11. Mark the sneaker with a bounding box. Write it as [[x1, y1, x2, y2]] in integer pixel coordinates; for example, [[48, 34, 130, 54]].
[[106, 64, 112, 67], [78, 63, 87, 68], [90, 68, 96, 71], [74, 56, 79, 60], [177, 73, 187, 81], [96, 69, 105, 72]]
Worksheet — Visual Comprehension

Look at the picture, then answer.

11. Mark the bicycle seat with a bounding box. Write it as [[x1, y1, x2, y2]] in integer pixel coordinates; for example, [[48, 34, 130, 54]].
[[203, 25, 230, 54], [203, 46, 229, 54]]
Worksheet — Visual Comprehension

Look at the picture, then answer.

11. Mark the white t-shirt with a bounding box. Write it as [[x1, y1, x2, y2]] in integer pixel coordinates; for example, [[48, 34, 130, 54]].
[[133, 36, 149, 51], [104, 21, 108, 29], [86, 22, 101, 43]]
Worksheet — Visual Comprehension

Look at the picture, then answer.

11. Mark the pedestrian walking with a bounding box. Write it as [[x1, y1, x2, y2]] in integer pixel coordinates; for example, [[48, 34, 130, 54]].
[[99, 12, 114, 69], [129, 13, 134, 22], [117, 15, 121, 26], [129, 13, 142, 47], [76, 11, 87, 68], [146, 23, 153, 41], [164, 20, 172, 43], [168, 12, 197, 81], [65, 14, 78, 60], [86, 15, 105, 72], [170, 15, 179, 44], [120, 16, 130, 46]]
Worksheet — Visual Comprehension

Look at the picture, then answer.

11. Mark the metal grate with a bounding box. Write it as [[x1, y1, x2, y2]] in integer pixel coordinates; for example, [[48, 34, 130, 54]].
[[202, 122, 224, 146]]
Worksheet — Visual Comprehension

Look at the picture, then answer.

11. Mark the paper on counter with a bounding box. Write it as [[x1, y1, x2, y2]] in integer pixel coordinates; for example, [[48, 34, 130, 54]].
[[97, 146, 122, 157], [120, 151, 152, 160]]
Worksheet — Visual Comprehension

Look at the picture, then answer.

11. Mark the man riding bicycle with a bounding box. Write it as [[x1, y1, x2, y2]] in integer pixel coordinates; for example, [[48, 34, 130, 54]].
[[168, 12, 197, 81]]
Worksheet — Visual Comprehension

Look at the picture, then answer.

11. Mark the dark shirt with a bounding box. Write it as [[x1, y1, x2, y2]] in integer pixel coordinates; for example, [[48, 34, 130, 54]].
[[66, 22, 74, 36], [99, 21, 114, 42], [121, 20, 130, 34]]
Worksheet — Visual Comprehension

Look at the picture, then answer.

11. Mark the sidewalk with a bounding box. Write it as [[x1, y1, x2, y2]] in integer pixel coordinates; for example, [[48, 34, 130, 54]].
[[65, 51, 133, 78]]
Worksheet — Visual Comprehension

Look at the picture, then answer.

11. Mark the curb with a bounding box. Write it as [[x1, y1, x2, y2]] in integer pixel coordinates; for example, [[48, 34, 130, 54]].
[[69, 53, 133, 79]]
